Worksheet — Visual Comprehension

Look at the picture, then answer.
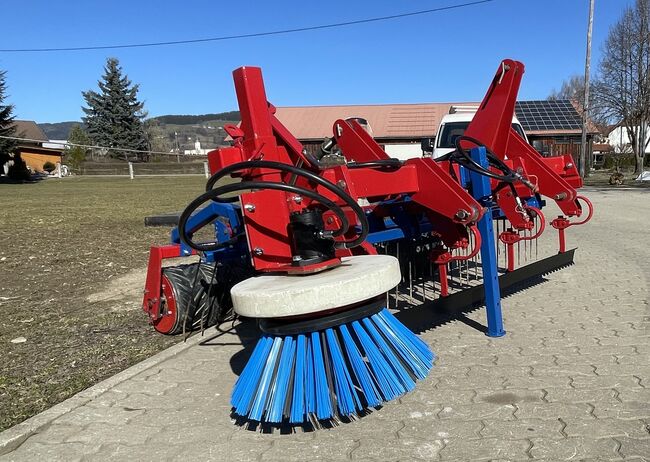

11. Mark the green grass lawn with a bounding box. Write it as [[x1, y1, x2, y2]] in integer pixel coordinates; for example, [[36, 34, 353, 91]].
[[0, 176, 208, 431]]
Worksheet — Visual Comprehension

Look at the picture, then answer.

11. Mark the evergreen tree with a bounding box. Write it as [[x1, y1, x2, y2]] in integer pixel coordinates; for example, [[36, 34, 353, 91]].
[[82, 58, 148, 159], [64, 124, 90, 171], [0, 69, 17, 170]]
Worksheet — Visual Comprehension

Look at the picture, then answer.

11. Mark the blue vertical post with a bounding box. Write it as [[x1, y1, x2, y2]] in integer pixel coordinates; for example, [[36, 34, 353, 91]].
[[468, 146, 505, 337]]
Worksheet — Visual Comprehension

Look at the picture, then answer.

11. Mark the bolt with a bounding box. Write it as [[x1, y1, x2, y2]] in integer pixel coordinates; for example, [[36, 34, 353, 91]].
[[244, 203, 255, 212], [455, 209, 469, 220], [566, 162, 574, 169], [293, 195, 302, 204], [337, 180, 347, 189], [292, 255, 303, 262], [253, 247, 264, 256]]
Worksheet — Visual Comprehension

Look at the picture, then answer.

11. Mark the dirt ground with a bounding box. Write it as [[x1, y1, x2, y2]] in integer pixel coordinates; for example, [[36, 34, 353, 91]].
[[0, 176, 207, 431]]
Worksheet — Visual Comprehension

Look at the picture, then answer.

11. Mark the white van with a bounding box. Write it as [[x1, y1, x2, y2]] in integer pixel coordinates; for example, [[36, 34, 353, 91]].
[[431, 105, 528, 159]]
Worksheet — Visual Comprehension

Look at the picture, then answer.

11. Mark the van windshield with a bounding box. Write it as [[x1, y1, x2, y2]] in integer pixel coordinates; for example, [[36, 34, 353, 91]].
[[437, 122, 527, 148], [437, 122, 469, 148]]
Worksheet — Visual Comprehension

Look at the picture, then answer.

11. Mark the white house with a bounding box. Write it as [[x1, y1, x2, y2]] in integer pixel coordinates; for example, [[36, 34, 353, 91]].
[[607, 125, 650, 154], [183, 139, 213, 156]]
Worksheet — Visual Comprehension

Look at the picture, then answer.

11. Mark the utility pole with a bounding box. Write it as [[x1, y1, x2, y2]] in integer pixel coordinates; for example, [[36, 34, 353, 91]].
[[580, 0, 595, 178]]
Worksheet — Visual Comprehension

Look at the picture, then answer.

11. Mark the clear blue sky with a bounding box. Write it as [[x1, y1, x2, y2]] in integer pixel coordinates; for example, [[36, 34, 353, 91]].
[[0, 0, 634, 123]]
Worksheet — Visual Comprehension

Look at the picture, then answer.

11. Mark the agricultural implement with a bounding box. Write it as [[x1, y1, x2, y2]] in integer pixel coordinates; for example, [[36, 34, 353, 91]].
[[142, 59, 593, 426]]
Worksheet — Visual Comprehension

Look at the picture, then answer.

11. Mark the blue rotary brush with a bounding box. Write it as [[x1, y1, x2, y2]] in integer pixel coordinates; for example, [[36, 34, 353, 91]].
[[229, 255, 434, 425]]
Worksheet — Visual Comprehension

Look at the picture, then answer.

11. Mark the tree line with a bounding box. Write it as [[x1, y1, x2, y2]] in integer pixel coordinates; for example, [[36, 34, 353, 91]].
[[152, 112, 240, 125]]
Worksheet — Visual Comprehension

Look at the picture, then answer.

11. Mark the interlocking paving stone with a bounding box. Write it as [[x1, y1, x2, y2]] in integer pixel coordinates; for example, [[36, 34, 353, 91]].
[[617, 436, 650, 459], [563, 418, 650, 438], [439, 437, 531, 461], [480, 418, 564, 439], [530, 436, 623, 460]]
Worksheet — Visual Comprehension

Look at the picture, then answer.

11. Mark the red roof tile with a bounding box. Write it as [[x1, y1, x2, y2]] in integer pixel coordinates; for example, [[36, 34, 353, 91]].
[[274, 103, 475, 140]]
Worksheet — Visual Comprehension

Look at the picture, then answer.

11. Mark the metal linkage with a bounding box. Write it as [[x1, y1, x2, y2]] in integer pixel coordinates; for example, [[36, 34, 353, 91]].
[[468, 147, 505, 337]]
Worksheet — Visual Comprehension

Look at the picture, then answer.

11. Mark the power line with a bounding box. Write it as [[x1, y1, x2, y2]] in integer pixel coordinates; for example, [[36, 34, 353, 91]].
[[0, 1, 495, 53]]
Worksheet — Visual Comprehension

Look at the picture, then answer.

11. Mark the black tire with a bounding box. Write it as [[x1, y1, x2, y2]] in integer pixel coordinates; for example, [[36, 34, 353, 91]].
[[161, 260, 253, 335]]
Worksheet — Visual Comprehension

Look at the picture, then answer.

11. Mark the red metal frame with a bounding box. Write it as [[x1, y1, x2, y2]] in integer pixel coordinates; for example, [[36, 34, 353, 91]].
[[203, 60, 593, 276], [142, 244, 195, 331], [551, 195, 594, 253], [207, 66, 488, 274], [463, 60, 584, 223], [143, 59, 595, 326], [498, 206, 546, 272]]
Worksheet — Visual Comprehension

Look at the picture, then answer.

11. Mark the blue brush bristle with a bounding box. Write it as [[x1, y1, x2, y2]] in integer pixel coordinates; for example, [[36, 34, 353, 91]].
[[289, 334, 307, 423], [231, 307, 434, 424]]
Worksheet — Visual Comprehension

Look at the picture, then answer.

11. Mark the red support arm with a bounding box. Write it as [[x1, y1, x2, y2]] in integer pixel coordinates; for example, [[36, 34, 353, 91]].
[[464, 59, 583, 218]]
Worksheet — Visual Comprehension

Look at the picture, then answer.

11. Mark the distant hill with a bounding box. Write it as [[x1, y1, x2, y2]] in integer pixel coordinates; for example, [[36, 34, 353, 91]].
[[151, 111, 240, 125], [38, 111, 240, 141], [39, 121, 79, 140], [37, 111, 240, 153]]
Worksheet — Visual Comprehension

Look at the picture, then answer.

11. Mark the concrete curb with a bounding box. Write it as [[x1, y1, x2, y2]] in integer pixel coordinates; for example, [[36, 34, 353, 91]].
[[0, 332, 207, 456]]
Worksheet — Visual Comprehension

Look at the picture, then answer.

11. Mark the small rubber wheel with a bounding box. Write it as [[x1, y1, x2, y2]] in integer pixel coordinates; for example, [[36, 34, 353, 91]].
[[154, 261, 253, 335]]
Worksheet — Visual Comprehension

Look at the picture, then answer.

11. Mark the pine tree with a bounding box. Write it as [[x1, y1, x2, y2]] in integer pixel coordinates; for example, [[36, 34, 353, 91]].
[[0, 69, 17, 170], [82, 58, 148, 159], [64, 124, 90, 171]]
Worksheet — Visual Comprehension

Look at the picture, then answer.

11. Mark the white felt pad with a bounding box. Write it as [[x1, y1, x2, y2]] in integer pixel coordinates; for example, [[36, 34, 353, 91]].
[[231, 255, 401, 318]]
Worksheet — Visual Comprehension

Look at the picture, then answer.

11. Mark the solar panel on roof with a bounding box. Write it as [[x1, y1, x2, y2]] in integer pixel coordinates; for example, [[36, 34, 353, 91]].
[[515, 100, 583, 132]]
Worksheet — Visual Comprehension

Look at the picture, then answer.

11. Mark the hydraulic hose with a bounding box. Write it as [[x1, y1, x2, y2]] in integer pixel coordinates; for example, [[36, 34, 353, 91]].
[[450, 135, 520, 183], [182, 160, 372, 252], [179, 181, 352, 253], [346, 159, 403, 169]]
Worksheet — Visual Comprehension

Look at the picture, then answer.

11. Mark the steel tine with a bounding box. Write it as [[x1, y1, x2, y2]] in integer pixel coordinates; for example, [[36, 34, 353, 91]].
[[524, 228, 528, 263], [422, 275, 426, 301], [448, 260, 453, 291], [395, 242, 400, 304], [496, 220, 500, 257], [463, 255, 467, 286], [409, 261, 413, 300], [535, 216, 539, 259]]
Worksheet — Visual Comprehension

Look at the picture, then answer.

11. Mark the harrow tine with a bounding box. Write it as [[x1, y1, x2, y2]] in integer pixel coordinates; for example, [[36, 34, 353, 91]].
[[409, 260, 413, 300], [395, 241, 402, 308], [523, 229, 527, 264], [496, 219, 500, 258], [535, 217, 539, 260], [422, 276, 426, 301]]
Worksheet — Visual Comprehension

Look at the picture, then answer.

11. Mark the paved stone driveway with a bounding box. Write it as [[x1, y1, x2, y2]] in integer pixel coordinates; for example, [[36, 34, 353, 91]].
[[1, 188, 648, 461]]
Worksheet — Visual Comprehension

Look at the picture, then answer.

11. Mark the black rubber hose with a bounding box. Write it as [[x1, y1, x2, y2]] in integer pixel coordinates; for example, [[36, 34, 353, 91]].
[[204, 160, 369, 248], [347, 159, 403, 169], [179, 181, 351, 252], [452, 135, 519, 183]]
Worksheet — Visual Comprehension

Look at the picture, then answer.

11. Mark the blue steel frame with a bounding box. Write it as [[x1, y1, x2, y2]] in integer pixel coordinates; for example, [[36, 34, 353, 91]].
[[170, 202, 246, 263], [467, 147, 505, 337]]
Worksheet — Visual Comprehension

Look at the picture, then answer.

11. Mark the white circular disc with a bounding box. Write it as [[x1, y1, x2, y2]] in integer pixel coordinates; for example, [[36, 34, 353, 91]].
[[231, 255, 401, 318]]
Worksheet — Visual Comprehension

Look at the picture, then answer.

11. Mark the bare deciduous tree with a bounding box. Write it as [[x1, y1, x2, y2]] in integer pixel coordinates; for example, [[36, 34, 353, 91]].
[[549, 75, 585, 101], [593, 0, 650, 173]]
